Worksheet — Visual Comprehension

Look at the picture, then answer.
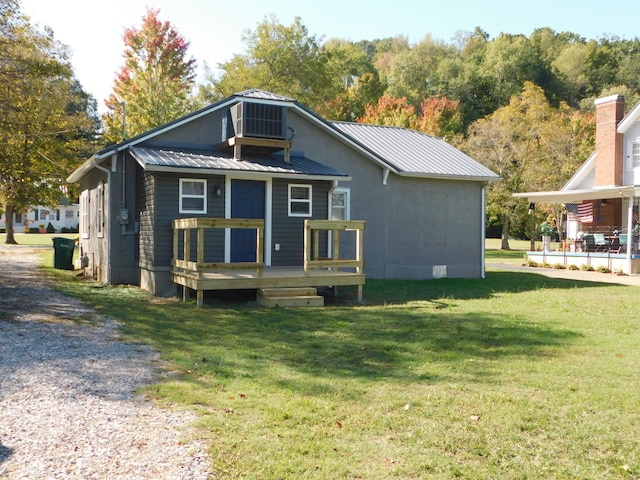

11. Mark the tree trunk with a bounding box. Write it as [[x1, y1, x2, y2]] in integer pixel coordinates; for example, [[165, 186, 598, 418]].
[[501, 217, 510, 250], [4, 204, 17, 244]]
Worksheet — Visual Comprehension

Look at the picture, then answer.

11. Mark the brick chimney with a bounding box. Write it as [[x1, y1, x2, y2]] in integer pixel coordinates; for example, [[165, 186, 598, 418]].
[[594, 94, 625, 186]]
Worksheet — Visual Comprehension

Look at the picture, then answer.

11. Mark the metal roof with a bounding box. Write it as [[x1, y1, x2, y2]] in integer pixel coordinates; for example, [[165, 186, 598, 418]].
[[234, 89, 294, 102], [331, 122, 499, 182], [129, 146, 349, 179]]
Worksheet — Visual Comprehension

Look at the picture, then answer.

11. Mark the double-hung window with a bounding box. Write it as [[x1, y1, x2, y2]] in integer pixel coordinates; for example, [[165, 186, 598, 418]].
[[180, 179, 207, 214], [329, 188, 350, 221], [288, 184, 312, 217], [632, 143, 640, 168]]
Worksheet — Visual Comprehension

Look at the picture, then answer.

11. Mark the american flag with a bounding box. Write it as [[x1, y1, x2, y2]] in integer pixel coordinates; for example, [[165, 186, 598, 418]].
[[566, 203, 593, 223]]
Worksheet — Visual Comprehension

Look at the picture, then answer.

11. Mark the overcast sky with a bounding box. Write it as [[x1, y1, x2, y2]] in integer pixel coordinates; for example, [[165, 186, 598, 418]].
[[20, 0, 640, 112]]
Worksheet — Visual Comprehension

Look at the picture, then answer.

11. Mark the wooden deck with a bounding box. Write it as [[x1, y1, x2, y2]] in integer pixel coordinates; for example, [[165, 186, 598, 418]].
[[172, 266, 365, 302], [172, 218, 365, 306]]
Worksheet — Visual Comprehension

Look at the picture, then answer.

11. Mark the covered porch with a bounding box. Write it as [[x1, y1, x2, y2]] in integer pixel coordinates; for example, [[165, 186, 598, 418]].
[[515, 185, 640, 276], [171, 218, 366, 306]]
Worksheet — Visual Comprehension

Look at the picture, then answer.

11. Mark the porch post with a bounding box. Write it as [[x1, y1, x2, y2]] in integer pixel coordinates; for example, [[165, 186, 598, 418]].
[[627, 196, 634, 274]]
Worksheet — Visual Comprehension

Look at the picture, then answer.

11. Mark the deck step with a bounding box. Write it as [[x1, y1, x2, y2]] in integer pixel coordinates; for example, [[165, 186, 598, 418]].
[[258, 295, 324, 308], [258, 287, 318, 298]]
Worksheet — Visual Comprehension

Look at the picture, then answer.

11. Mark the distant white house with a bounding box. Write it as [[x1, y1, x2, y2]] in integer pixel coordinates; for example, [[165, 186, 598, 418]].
[[0, 203, 79, 233]]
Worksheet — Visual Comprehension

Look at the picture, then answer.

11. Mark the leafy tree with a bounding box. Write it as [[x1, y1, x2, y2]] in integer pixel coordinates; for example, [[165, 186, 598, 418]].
[[357, 95, 416, 127], [0, 0, 97, 244], [316, 39, 385, 121], [212, 15, 330, 110], [480, 33, 548, 107], [462, 82, 591, 249], [103, 8, 196, 143], [386, 34, 458, 107], [412, 96, 463, 138]]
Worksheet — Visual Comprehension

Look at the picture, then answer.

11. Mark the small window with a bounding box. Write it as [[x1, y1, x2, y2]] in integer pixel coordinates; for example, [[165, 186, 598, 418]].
[[180, 179, 207, 214], [633, 143, 640, 168], [330, 188, 350, 221], [288, 184, 312, 217], [80, 190, 90, 239]]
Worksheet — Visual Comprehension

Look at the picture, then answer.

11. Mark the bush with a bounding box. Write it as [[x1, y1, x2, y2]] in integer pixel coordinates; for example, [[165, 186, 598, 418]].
[[596, 266, 611, 273], [0, 228, 5, 233], [526, 260, 538, 267], [552, 263, 566, 269], [46, 222, 55, 233], [568, 264, 579, 270], [29, 227, 39, 234], [61, 227, 70, 233], [580, 264, 595, 271]]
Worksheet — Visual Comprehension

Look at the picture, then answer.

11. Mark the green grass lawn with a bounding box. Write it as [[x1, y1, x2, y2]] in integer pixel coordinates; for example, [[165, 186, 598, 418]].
[[0, 232, 77, 246], [37, 247, 640, 480]]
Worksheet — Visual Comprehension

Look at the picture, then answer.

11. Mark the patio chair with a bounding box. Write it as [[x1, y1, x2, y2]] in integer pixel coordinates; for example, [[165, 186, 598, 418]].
[[611, 234, 627, 253], [583, 234, 596, 252], [593, 233, 608, 252]]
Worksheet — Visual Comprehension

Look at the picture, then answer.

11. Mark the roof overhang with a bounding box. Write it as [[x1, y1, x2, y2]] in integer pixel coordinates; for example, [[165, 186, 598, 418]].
[[514, 185, 640, 203], [397, 171, 500, 183], [141, 164, 351, 182]]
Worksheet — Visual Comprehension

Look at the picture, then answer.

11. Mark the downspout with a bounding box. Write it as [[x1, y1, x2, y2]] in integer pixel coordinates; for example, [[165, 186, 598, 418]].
[[92, 156, 112, 284], [481, 183, 487, 279]]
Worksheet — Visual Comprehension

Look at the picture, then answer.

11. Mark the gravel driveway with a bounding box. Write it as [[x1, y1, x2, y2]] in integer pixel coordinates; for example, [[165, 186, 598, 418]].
[[0, 245, 213, 479]]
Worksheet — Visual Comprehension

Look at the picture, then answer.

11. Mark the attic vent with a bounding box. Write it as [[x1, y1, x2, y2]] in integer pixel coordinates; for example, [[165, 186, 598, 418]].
[[230, 101, 287, 139]]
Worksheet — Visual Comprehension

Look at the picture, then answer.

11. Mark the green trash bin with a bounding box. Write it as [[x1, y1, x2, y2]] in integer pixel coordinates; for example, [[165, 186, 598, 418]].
[[52, 237, 76, 270]]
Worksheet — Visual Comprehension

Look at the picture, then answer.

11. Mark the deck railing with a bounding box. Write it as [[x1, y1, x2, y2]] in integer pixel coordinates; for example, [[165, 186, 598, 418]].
[[172, 217, 264, 277], [303, 219, 365, 272]]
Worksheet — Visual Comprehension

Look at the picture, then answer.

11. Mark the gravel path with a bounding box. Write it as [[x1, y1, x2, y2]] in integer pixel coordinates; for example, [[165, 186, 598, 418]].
[[0, 245, 213, 479]]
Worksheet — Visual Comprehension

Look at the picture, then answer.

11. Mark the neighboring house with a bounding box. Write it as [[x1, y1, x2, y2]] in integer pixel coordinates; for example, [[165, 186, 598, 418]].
[[0, 203, 79, 233], [515, 94, 640, 274], [68, 89, 498, 298]]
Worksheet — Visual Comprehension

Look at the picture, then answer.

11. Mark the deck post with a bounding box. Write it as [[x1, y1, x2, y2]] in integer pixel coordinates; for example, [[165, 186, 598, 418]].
[[196, 289, 203, 307], [197, 226, 205, 279]]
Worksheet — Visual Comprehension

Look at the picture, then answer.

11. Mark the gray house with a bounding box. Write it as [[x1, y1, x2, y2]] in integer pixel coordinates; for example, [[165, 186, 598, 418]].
[[68, 89, 498, 301]]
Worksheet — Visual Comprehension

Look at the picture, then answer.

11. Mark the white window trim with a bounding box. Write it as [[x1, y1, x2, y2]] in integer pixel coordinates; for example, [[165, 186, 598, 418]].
[[288, 184, 312, 217], [179, 178, 207, 214], [97, 182, 104, 238], [80, 189, 90, 239], [329, 187, 350, 221], [632, 142, 640, 169]]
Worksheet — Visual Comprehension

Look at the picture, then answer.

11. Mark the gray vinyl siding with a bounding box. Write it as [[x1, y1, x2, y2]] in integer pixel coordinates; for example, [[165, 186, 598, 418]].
[[151, 172, 226, 268], [137, 168, 154, 267], [270, 179, 329, 266]]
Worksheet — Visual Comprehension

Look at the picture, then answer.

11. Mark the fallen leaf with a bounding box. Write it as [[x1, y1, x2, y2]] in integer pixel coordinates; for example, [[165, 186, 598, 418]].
[[336, 420, 343, 428], [239, 393, 246, 398]]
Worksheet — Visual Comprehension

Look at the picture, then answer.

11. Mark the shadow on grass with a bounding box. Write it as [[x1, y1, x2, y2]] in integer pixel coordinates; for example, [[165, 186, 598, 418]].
[[361, 270, 625, 305], [110, 297, 581, 396]]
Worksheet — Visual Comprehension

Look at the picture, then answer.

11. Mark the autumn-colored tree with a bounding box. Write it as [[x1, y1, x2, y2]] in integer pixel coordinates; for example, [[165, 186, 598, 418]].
[[412, 97, 463, 138], [357, 96, 416, 127], [462, 82, 592, 249], [0, 0, 98, 243], [103, 8, 196, 143]]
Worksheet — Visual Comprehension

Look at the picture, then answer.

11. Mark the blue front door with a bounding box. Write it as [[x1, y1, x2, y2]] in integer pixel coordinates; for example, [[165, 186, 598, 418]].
[[231, 180, 265, 262]]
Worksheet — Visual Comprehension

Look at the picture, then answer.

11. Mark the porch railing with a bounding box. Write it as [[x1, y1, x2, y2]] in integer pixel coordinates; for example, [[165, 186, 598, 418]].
[[303, 219, 365, 272], [172, 217, 264, 277]]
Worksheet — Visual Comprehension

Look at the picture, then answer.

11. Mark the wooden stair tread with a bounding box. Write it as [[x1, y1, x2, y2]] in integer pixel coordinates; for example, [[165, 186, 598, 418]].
[[258, 294, 324, 308], [258, 287, 317, 297]]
